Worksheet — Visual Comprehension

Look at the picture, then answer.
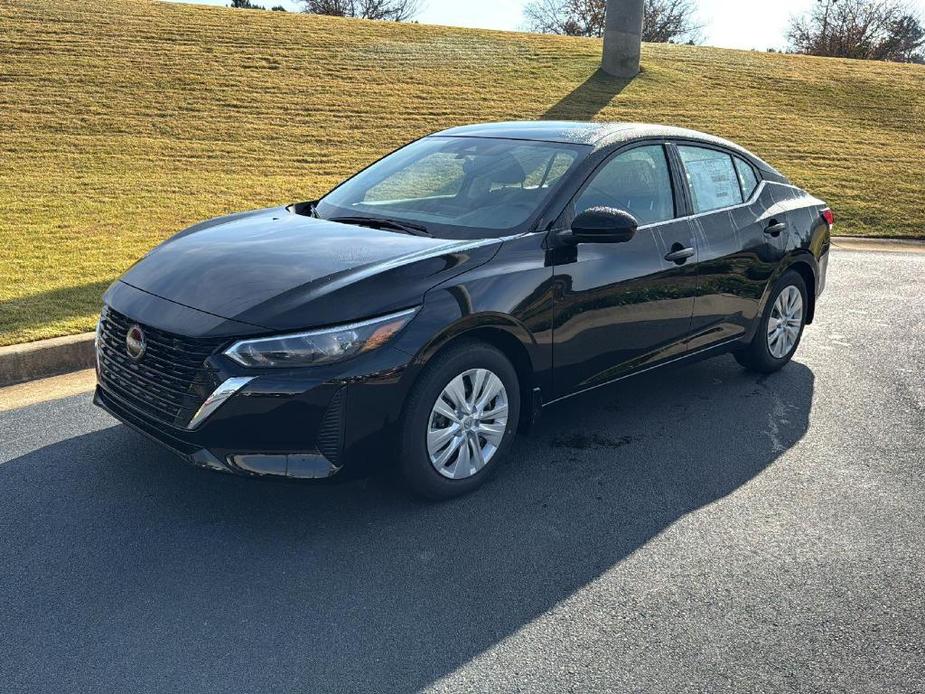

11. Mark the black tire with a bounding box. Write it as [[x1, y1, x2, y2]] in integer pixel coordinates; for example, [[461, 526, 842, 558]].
[[735, 270, 808, 374], [399, 340, 520, 500]]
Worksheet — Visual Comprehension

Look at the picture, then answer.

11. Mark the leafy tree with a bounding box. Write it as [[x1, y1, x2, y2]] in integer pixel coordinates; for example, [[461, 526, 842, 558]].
[[230, 0, 265, 8], [788, 0, 925, 63], [523, 0, 700, 43], [301, 0, 421, 21]]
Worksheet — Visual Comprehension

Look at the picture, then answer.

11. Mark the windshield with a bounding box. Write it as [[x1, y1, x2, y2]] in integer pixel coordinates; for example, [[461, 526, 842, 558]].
[[315, 136, 586, 239]]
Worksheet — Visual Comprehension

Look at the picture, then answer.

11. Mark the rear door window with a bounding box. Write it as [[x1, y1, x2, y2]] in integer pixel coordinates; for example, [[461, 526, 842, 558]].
[[678, 146, 743, 213]]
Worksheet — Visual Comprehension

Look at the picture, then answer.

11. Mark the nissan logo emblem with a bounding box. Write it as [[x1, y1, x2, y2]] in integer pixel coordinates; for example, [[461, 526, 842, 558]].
[[126, 324, 147, 361]]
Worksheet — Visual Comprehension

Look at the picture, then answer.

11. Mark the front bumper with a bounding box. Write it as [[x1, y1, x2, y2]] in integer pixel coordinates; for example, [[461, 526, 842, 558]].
[[94, 343, 418, 480], [92, 281, 425, 479], [94, 383, 344, 478]]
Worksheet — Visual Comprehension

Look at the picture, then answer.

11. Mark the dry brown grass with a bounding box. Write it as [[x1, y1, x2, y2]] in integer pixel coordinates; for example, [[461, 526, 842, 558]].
[[1, 0, 923, 345]]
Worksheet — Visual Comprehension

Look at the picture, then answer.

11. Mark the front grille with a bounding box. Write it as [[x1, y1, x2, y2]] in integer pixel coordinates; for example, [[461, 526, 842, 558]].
[[96, 306, 227, 427]]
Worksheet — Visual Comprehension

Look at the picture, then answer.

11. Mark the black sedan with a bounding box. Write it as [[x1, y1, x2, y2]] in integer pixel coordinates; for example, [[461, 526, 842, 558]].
[[94, 122, 832, 498]]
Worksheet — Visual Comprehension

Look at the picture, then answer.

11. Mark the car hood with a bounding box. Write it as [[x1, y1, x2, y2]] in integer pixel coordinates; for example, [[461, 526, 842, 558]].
[[118, 207, 502, 331]]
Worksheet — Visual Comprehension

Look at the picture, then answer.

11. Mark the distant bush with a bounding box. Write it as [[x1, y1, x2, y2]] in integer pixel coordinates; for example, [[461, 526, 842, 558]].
[[230, 0, 291, 8], [229, 0, 286, 10]]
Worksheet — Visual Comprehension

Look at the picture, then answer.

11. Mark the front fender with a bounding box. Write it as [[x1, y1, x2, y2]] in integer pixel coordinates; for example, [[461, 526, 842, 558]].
[[390, 233, 555, 398], [404, 299, 539, 369], [390, 295, 546, 431]]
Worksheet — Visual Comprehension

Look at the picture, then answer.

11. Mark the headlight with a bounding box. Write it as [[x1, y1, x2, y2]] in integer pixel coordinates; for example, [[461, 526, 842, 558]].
[[223, 307, 418, 368]]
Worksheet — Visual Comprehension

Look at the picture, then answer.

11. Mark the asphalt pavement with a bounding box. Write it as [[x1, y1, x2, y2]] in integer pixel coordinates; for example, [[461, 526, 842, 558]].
[[1, 248, 923, 693]]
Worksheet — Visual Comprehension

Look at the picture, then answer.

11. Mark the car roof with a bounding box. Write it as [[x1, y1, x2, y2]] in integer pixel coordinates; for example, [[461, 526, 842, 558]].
[[433, 121, 633, 145], [431, 121, 783, 177]]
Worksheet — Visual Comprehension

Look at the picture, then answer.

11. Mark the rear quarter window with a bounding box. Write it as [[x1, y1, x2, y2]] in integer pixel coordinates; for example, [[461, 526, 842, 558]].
[[734, 156, 760, 200]]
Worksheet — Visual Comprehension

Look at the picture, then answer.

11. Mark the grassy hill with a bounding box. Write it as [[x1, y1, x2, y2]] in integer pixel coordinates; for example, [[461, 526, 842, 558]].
[[1, 0, 923, 346]]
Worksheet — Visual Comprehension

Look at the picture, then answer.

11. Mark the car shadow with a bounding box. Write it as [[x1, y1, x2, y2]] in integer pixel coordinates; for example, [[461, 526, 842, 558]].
[[0, 357, 813, 692], [542, 68, 634, 121]]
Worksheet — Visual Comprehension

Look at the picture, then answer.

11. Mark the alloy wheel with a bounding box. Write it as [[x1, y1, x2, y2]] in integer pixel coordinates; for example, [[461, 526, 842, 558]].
[[767, 284, 804, 359], [427, 368, 509, 480]]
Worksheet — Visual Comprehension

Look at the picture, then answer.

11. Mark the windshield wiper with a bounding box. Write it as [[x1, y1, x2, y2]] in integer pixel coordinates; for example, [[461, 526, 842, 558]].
[[329, 215, 431, 237]]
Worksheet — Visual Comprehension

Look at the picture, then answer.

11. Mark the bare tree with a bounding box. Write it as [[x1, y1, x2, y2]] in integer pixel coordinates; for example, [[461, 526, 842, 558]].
[[643, 0, 700, 43], [524, 0, 604, 37], [788, 0, 925, 62], [524, 0, 700, 43], [302, 0, 421, 21]]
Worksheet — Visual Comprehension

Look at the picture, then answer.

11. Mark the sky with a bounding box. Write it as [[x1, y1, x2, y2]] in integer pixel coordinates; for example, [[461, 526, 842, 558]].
[[169, 0, 925, 51]]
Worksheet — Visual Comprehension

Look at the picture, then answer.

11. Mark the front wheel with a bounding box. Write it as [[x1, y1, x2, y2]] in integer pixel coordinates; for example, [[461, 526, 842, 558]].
[[735, 270, 808, 373], [399, 341, 520, 500]]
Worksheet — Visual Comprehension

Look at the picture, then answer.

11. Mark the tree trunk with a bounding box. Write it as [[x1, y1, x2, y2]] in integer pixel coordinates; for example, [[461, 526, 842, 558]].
[[602, 0, 644, 78]]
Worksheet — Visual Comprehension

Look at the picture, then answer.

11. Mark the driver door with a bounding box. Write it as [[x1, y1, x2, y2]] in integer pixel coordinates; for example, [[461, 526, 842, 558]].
[[551, 143, 698, 399]]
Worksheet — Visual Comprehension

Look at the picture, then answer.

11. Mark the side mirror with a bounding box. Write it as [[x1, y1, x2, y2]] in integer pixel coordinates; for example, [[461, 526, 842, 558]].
[[566, 207, 638, 244]]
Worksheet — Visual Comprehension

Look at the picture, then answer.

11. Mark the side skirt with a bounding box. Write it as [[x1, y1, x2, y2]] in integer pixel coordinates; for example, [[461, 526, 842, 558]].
[[541, 337, 743, 409]]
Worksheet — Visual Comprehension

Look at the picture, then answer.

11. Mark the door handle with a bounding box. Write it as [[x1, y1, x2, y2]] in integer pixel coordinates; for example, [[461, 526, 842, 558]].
[[764, 220, 787, 236], [664, 245, 695, 264]]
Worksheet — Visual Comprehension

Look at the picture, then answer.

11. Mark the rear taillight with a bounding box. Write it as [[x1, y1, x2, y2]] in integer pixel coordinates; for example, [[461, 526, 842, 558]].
[[822, 208, 835, 228]]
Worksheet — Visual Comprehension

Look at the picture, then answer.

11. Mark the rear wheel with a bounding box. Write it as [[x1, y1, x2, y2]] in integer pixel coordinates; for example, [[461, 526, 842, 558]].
[[399, 341, 520, 500], [735, 270, 808, 373]]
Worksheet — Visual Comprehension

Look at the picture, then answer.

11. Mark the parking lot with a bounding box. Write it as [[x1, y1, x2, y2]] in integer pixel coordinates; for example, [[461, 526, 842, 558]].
[[1, 248, 923, 693]]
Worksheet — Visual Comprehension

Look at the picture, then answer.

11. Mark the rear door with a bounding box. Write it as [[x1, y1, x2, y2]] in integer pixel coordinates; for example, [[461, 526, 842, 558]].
[[672, 143, 786, 350], [550, 142, 699, 399]]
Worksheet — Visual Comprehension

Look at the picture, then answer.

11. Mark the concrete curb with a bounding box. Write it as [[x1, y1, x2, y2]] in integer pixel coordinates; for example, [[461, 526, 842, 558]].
[[0, 332, 96, 388], [831, 236, 925, 252]]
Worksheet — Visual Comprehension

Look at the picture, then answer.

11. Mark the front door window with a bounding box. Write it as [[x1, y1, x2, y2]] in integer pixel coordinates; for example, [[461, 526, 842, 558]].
[[574, 145, 675, 226]]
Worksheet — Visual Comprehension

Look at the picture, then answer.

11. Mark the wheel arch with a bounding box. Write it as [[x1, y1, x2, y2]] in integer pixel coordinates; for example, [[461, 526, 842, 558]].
[[788, 259, 817, 325], [759, 252, 818, 326], [409, 314, 539, 432]]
